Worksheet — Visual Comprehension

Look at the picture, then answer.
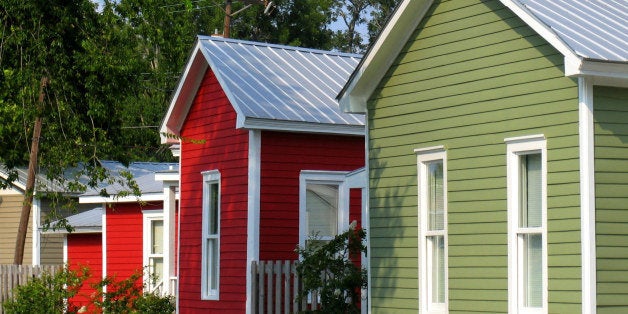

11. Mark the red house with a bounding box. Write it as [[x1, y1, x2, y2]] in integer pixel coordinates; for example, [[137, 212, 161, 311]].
[[50, 162, 180, 309], [160, 37, 365, 313]]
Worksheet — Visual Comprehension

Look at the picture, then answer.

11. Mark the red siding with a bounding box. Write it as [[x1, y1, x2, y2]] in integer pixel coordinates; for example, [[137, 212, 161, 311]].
[[106, 202, 162, 282], [259, 131, 364, 260], [67, 233, 102, 312], [178, 69, 249, 312]]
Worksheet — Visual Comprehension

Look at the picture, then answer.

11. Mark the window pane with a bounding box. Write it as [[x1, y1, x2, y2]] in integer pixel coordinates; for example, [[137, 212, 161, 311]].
[[209, 183, 219, 235], [430, 235, 445, 304], [524, 233, 542, 308], [207, 239, 218, 291], [520, 154, 541, 228], [428, 161, 444, 231], [306, 184, 338, 238], [150, 257, 164, 284], [151, 220, 163, 254]]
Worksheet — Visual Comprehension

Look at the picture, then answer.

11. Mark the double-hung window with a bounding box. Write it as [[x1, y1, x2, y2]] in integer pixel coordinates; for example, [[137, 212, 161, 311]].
[[506, 135, 547, 313], [416, 146, 448, 314], [202, 170, 220, 300], [299, 171, 349, 249], [143, 211, 164, 293]]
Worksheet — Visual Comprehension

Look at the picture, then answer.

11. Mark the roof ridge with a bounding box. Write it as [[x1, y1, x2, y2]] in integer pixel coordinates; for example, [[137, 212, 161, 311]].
[[197, 35, 362, 58]]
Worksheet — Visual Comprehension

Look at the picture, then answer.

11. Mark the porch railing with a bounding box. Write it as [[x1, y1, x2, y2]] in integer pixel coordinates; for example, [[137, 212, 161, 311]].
[[252, 260, 322, 314]]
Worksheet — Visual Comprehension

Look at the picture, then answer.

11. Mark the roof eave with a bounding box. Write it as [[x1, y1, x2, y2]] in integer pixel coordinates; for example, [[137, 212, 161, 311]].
[[565, 57, 628, 87], [160, 41, 209, 144], [338, 0, 434, 114], [241, 117, 365, 136], [42, 227, 102, 235], [78, 192, 165, 204]]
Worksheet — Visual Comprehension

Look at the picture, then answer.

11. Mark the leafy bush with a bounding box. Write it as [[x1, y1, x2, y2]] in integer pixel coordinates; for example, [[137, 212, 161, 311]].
[[3, 266, 175, 314], [295, 222, 367, 314], [3, 266, 89, 314]]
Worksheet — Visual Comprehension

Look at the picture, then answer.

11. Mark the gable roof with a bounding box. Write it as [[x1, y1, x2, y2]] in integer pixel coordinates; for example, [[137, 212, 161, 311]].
[[161, 36, 365, 141], [512, 0, 627, 62], [44, 207, 103, 234], [79, 162, 178, 203], [338, 0, 628, 113]]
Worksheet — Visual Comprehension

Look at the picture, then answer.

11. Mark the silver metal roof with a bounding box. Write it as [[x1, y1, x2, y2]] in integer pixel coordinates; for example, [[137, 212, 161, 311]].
[[198, 36, 365, 126], [517, 0, 628, 62], [45, 207, 102, 234], [81, 162, 178, 197]]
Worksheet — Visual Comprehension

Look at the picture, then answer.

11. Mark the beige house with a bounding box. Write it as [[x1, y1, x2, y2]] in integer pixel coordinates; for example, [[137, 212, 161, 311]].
[[0, 168, 70, 265]]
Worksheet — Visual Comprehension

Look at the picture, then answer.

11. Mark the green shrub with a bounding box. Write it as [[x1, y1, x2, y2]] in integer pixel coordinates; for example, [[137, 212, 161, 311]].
[[295, 222, 367, 314], [2, 266, 89, 314], [134, 292, 175, 314], [3, 266, 175, 314]]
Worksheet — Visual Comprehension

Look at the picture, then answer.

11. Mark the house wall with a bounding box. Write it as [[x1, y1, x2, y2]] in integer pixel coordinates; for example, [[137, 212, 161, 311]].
[[67, 233, 103, 312], [178, 69, 249, 312], [38, 199, 93, 265], [366, 0, 580, 312], [106, 202, 161, 281], [0, 189, 32, 264], [258, 131, 364, 260], [594, 86, 628, 313]]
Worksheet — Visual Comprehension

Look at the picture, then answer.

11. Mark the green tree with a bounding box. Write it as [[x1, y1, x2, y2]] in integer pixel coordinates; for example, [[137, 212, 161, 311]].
[[367, 0, 400, 44]]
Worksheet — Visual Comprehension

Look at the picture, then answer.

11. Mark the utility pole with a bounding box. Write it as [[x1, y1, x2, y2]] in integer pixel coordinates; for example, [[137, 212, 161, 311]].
[[14, 77, 48, 265], [223, 0, 232, 38], [223, 1, 273, 38]]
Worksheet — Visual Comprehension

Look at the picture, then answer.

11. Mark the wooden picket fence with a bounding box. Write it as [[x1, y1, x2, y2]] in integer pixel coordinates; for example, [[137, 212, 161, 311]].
[[0, 264, 62, 313], [252, 260, 323, 314]]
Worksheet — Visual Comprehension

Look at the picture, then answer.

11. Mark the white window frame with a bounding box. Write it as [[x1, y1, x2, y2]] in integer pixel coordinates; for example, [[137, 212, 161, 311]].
[[299, 171, 350, 249], [201, 170, 221, 300], [506, 135, 548, 314], [416, 146, 448, 314], [143, 210, 164, 293]]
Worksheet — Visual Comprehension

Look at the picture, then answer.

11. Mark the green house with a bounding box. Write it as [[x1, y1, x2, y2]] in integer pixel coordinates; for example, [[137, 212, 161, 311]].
[[338, 0, 627, 313]]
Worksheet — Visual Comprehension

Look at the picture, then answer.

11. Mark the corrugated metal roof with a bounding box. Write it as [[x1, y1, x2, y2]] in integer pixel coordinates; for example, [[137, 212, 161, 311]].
[[517, 0, 628, 62], [81, 162, 178, 197], [198, 36, 365, 126], [45, 207, 102, 233]]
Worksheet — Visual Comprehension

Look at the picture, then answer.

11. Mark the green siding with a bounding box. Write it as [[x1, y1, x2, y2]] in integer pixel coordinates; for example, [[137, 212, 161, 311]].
[[367, 0, 581, 312], [594, 86, 628, 314]]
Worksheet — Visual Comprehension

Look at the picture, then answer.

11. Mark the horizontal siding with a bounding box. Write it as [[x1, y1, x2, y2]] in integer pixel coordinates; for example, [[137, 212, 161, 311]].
[[179, 68, 249, 312], [40, 233, 64, 265], [367, 0, 580, 312], [106, 202, 160, 281], [67, 233, 102, 312], [259, 131, 364, 261], [0, 193, 32, 264], [594, 86, 628, 314]]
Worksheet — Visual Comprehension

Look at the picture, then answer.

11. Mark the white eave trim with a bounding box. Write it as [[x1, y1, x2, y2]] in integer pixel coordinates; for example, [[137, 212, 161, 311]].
[[160, 41, 209, 144], [155, 172, 180, 183], [79, 193, 165, 204], [42, 227, 102, 235], [338, 0, 434, 114], [240, 117, 365, 136], [566, 57, 628, 87]]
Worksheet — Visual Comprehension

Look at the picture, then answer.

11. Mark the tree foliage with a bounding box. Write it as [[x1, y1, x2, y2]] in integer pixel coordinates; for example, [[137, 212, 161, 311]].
[[0, 0, 399, 215]]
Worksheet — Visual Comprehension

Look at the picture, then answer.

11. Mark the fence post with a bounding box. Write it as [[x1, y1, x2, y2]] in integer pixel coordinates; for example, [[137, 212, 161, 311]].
[[251, 261, 258, 314], [258, 261, 265, 314], [283, 260, 290, 313]]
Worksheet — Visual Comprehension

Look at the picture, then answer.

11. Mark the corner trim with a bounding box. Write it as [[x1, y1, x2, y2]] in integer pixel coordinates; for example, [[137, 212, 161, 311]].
[[246, 130, 261, 314], [579, 77, 596, 314]]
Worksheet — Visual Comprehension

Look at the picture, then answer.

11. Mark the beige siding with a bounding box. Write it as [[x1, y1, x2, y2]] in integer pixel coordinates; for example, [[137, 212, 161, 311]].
[[367, 0, 580, 312], [0, 191, 33, 264]]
